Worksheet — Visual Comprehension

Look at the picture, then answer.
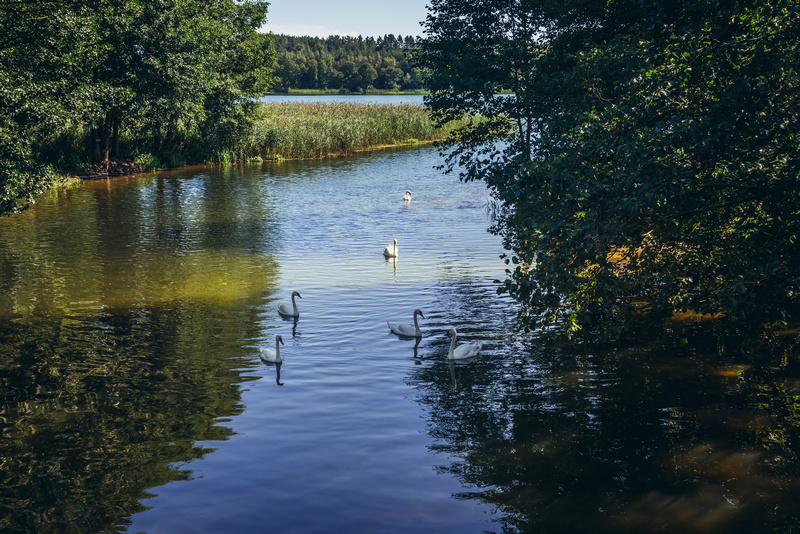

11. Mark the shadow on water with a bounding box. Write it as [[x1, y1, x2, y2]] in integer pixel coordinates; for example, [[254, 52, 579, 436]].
[[407, 306, 800, 533], [0, 302, 264, 533], [0, 164, 281, 532]]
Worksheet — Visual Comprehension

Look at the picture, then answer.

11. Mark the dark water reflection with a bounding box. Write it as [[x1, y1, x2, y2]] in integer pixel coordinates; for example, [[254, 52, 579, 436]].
[[411, 329, 800, 533], [0, 145, 798, 533]]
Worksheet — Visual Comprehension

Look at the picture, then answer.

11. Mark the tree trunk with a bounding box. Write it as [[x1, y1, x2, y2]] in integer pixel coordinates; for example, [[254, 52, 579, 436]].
[[111, 112, 120, 158], [101, 110, 112, 161], [90, 126, 102, 162]]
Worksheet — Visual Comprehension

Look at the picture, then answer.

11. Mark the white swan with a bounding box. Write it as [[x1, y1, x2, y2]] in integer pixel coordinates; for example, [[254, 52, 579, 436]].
[[383, 238, 398, 258], [388, 308, 425, 337], [259, 334, 284, 363], [278, 291, 302, 317], [404, 190, 412, 202], [447, 327, 483, 360]]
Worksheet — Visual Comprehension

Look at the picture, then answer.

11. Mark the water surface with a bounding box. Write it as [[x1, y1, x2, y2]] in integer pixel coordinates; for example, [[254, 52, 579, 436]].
[[0, 145, 799, 533], [260, 94, 425, 105]]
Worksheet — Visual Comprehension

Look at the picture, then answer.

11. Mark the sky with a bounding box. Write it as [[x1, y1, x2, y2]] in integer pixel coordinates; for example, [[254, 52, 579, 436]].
[[262, 0, 430, 39]]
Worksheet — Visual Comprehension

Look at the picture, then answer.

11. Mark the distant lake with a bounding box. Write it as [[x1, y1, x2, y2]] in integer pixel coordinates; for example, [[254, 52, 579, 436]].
[[261, 94, 426, 105]]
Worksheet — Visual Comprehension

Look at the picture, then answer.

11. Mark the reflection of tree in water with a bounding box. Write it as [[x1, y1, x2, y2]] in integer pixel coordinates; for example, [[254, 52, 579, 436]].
[[409, 280, 800, 533], [0, 301, 262, 533]]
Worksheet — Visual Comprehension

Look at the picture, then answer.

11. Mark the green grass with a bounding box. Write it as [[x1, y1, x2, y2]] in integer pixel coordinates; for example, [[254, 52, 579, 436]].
[[237, 102, 462, 161]]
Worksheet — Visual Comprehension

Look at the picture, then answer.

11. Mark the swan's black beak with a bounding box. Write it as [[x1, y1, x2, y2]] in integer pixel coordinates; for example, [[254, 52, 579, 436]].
[[279, 337, 284, 345]]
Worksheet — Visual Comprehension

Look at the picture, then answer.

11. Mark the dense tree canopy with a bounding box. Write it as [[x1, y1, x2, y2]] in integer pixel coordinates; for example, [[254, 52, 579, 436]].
[[271, 34, 425, 92], [416, 0, 800, 342], [0, 0, 275, 215]]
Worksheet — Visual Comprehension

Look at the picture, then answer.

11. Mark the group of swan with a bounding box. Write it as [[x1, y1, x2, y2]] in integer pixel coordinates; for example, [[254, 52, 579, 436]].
[[259, 291, 300, 364], [384, 191, 411, 258], [388, 308, 483, 360], [262, 296, 483, 364], [262, 186, 482, 366]]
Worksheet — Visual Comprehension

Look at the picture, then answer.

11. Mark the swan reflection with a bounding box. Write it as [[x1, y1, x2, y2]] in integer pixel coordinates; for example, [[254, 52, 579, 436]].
[[386, 255, 397, 275], [259, 337, 285, 386], [412, 336, 423, 363]]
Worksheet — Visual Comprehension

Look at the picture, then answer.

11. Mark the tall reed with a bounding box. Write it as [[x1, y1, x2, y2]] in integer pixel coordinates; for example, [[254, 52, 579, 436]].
[[238, 102, 464, 160]]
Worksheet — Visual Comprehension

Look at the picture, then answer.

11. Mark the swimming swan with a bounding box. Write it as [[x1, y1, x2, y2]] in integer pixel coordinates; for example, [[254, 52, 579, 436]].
[[278, 291, 302, 317], [383, 239, 398, 258], [260, 334, 284, 363], [388, 308, 425, 337], [404, 190, 412, 202], [447, 327, 483, 360]]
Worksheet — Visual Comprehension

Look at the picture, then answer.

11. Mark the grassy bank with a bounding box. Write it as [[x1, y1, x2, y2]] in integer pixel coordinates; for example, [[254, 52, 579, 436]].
[[232, 102, 462, 161]]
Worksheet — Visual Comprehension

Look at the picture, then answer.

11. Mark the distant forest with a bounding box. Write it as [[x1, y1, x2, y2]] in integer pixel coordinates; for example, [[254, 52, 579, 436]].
[[270, 34, 425, 92]]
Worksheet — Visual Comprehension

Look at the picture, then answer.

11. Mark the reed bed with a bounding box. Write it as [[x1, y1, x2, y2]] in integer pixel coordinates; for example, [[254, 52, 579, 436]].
[[239, 102, 461, 160]]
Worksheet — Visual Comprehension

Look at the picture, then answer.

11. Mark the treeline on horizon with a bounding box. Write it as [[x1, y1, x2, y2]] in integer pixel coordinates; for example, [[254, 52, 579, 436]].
[[270, 34, 426, 92]]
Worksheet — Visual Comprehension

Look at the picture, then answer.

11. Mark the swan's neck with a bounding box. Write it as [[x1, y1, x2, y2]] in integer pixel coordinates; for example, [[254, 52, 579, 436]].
[[413, 312, 420, 330], [291, 294, 298, 313], [275, 339, 281, 359], [448, 333, 457, 359]]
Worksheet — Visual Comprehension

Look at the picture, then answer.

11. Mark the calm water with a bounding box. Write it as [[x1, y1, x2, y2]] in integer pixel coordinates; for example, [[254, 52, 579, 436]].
[[1, 145, 799, 534], [260, 94, 426, 105]]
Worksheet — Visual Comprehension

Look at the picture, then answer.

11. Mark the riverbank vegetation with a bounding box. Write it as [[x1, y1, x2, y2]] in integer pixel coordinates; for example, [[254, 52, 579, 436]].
[[238, 102, 459, 160], [271, 34, 425, 92], [417, 0, 800, 346], [0, 0, 276, 216]]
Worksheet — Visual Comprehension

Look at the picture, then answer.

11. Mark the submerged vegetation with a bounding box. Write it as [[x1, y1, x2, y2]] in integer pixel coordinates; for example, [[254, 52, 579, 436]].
[[238, 102, 462, 160]]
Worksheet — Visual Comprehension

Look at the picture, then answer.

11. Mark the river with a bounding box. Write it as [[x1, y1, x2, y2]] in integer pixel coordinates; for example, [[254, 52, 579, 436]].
[[0, 144, 798, 533]]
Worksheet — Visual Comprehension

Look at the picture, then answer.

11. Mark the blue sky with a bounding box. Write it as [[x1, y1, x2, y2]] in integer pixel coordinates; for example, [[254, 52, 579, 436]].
[[263, 0, 430, 38]]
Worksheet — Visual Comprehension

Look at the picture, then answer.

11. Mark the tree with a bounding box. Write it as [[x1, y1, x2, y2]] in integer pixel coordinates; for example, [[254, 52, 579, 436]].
[[357, 63, 378, 92], [416, 0, 800, 342], [0, 0, 276, 216]]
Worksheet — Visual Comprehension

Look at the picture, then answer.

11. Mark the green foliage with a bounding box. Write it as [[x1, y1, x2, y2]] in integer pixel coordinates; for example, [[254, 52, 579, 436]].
[[0, 0, 276, 216], [271, 34, 425, 92], [417, 0, 800, 342]]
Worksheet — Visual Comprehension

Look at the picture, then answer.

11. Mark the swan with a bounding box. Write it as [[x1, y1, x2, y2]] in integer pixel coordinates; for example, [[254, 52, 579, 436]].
[[388, 308, 425, 337], [278, 291, 302, 317], [259, 334, 284, 363], [383, 238, 398, 258], [404, 190, 412, 202], [447, 327, 483, 360]]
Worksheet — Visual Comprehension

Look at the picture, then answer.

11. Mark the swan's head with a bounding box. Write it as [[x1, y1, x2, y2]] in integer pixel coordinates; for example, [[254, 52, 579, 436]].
[[447, 327, 457, 337], [276, 335, 284, 345], [291, 291, 302, 299], [393, 239, 397, 245], [414, 308, 425, 319]]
